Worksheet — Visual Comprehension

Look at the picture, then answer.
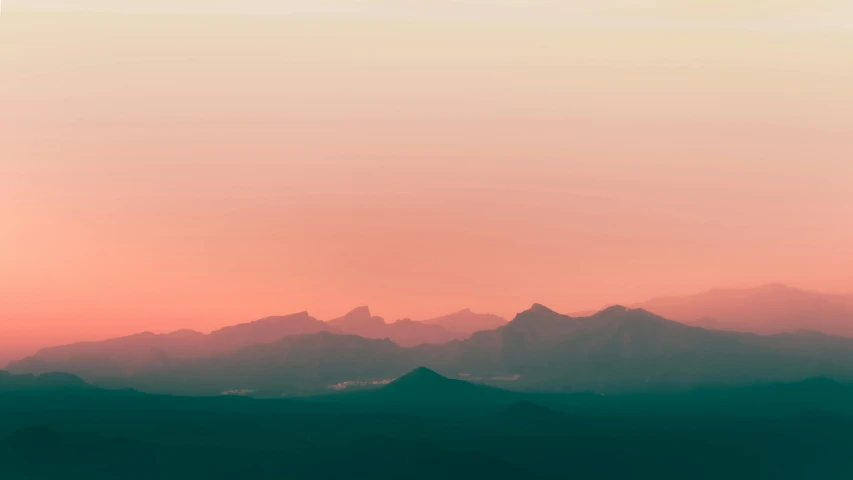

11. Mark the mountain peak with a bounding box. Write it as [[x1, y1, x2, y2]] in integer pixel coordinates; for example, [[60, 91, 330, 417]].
[[328, 307, 386, 329], [382, 367, 454, 391], [596, 305, 630, 315], [396, 366, 446, 382], [529, 303, 557, 314], [168, 329, 204, 338], [376, 367, 488, 401], [591, 305, 670, 325], [345, 306, 372, 319], [254, 311, 313, 323], [509, 304, 567, 328]]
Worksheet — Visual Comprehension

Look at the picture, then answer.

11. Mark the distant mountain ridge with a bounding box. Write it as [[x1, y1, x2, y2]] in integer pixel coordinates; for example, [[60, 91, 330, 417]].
[[5, 307, 502, 379], [636, 284, 853, 337], [206, 311, 332, 352], [328, 307, 467, 347], [5, 311, 334, 378], [417, 303, 853, 392]]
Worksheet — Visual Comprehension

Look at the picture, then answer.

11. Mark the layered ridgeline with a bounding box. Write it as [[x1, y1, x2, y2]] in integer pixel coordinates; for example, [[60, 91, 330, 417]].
[[5, 312, 333, 379], [327, 306, 470, 346], [8, 304, 853, 396], [6, 307, 504, 382], [636, 284, 853, 337], [420, 304, 853, 391]]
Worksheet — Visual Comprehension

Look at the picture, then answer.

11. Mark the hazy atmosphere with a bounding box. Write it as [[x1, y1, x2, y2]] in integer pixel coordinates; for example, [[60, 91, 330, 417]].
[[3, 0, 852, 361]]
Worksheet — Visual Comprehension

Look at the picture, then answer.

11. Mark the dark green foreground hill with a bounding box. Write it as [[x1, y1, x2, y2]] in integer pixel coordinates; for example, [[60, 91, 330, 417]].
[[3, 369, 853, 479]]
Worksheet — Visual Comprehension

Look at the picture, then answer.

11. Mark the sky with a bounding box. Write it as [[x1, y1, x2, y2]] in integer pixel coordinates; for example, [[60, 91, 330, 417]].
[[1, 1, 852, 363]]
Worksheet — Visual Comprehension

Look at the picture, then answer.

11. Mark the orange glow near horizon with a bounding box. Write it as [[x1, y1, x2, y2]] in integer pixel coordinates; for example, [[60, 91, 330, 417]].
[[1, 2, 852, 362]]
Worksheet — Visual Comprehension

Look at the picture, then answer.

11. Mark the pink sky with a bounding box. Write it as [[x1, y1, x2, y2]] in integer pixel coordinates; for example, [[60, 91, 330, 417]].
[[1, 2, 852, 363]]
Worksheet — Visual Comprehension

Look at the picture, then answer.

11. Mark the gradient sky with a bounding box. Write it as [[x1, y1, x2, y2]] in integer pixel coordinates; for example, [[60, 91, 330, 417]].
[[2, 1, 852, 363]]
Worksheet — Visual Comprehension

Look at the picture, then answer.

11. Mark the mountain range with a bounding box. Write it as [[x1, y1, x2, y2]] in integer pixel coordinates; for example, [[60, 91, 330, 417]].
[[6, 307, 505, 381], [5, 311, 332, 379], [9, 296, 853, 396], [13, 283, 853, 383]]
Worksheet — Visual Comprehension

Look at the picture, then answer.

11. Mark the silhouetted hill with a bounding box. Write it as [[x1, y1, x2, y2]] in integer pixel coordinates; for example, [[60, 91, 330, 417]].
[[636, 284, 853, 337], [327, 307, 464, 347], [329, 367, 521, 417], [419, 309, 506, 335], [377, 367, 484, 400]]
